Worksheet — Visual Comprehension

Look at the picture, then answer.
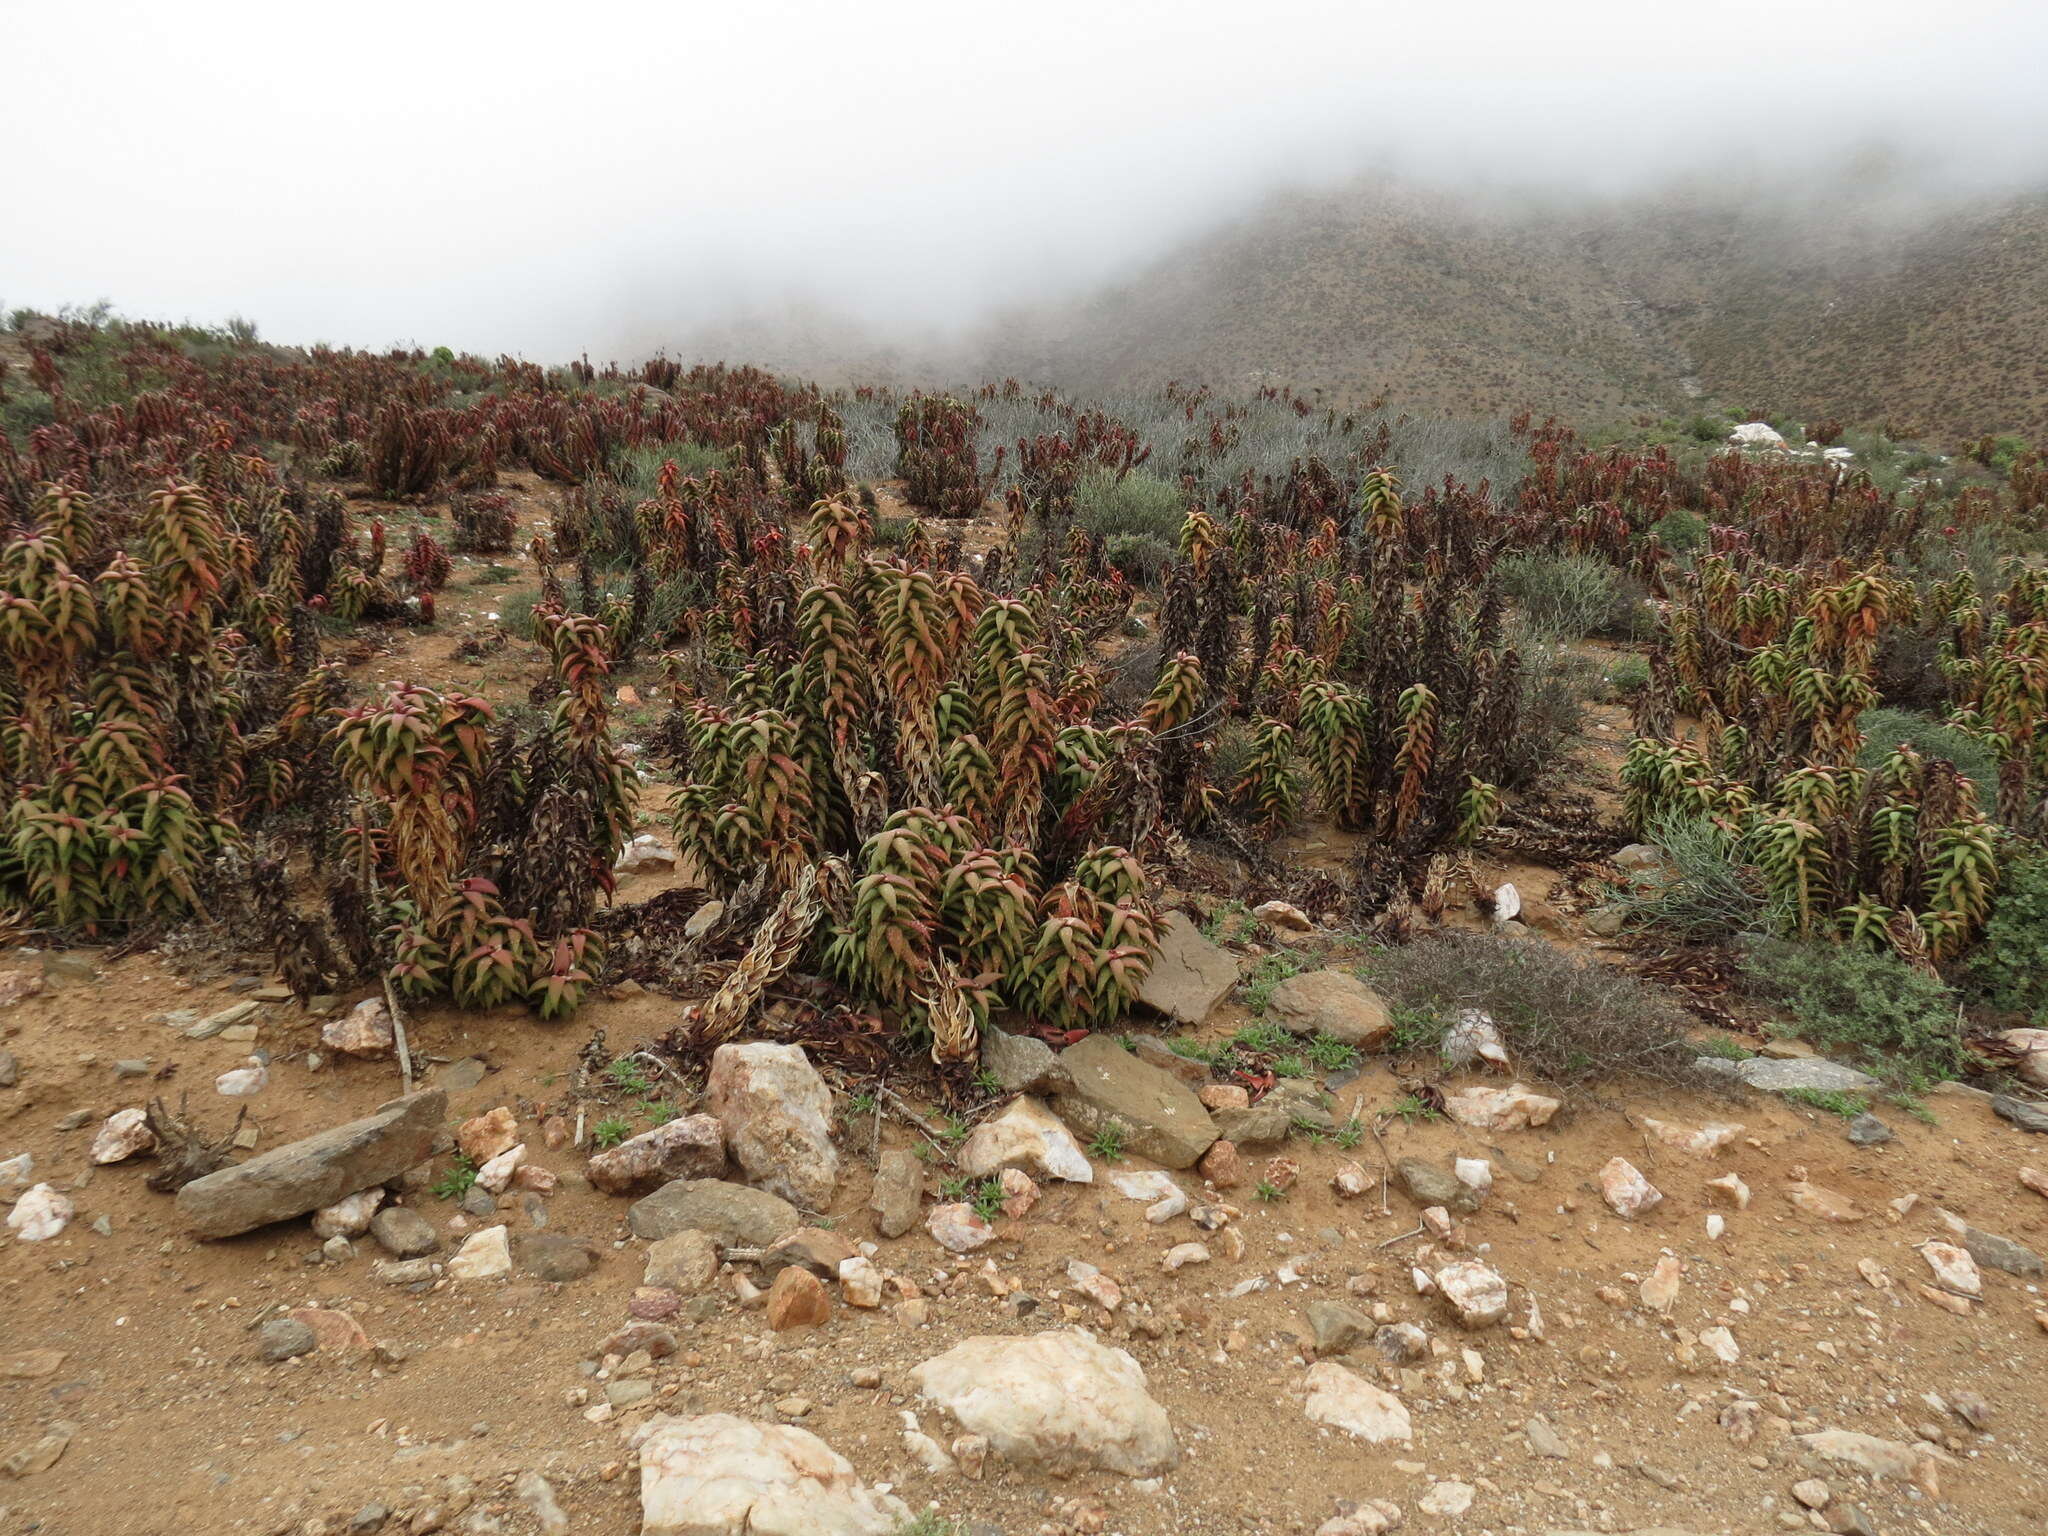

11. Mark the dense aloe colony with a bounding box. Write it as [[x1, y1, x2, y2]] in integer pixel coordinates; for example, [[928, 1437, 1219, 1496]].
[[5, 310, 2045, 1056]]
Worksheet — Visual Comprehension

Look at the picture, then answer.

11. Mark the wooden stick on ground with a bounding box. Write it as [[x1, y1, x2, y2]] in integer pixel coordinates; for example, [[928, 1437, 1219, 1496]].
[[382, 974, 414, 1094]]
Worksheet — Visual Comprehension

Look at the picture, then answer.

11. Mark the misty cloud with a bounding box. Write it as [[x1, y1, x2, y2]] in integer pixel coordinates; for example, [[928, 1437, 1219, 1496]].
[[10, 0, 2047, 363]]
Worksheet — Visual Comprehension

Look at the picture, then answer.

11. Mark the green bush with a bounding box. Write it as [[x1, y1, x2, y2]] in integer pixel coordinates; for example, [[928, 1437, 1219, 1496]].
[[1967, 847, 2048, 1020], [1499, 625, 1595, 787], [1742, 940, 1966, 1088], [1102, 531, 1175, 584], [1074, 469, 1184, 543], [615, 440, 729, 498], [1611, 811, 1780, 940], [1651, 507, 1709, 554], [1856, 708, 2000, 813], [1496, 552, 1647, 639], [1606, 653, 1651, 696], [1367, 931, 1701, 1090]]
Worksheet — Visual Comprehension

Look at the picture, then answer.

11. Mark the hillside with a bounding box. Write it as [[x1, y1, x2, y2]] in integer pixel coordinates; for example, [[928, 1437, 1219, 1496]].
[[685, 176, 2048, 444], [971, 177, 2048, 442]]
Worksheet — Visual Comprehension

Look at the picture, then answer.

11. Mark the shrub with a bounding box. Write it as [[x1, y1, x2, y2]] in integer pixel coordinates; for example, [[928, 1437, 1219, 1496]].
[[1606, 653, 1651, 696], [1610, 811, 1778, 941], [1498, 627, 1594, 788], [1651, 508, 1709, 554], [1741, 940, 1966, 1088], [451, 491, 516, 554], [1074, 469, 1184, 543], [1855, 708, 2000, 814], [615, 440, 728, 499], [1967, 847, 2048, 1020], [1368, 931, 1702, 1089], [1496, 552, 1646, 639], [1102, 531, 1175, 584]]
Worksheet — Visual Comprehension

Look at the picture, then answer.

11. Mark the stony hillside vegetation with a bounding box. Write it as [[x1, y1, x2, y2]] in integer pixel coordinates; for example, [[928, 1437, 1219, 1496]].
[[2, 312, 2048, 1536]]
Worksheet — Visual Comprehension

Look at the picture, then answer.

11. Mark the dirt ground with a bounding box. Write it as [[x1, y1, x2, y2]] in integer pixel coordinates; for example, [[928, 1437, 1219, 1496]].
[[7, 477, 2048, 1536]]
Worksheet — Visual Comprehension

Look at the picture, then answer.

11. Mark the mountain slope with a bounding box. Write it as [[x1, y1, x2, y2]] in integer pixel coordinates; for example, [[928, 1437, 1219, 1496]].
[[974, 178, 2048, 441]]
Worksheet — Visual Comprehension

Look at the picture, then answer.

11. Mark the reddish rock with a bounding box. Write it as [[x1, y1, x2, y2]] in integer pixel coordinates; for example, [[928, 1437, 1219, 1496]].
[[586, 1115, 726, 1195], [288, 1307, 371, 1353], [601, 1322, 678, 1359], [1261, 1156, 1300, 1192], [542, 1116, 571, 1150], [1198, 1084, 1250, 1111], [765, 1266, 831, 1331], [628, 1286, 683, 1320], [456, 1107, 518, 1164], [512, 1163, 558, 1194], [1198, 1140, 1246, 1190]]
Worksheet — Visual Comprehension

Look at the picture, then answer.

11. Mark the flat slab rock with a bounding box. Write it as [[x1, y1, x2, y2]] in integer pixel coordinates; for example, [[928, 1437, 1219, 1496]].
[[1134, 912, 1238, 1026], [175, 1089, 445, 1239], [1053, 1034, 1218, 1169], [1699, 1055, 1877, 1094], [1266, 970, 1393, 1047], [631, 1413, 908, 1536], [911, 1327, 1178, 1477], [628, 1178, 800, 1247]]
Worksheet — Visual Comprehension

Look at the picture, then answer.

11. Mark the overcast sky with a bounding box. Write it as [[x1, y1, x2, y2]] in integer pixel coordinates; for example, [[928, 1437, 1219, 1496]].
[[9, 0, 2047, 361]]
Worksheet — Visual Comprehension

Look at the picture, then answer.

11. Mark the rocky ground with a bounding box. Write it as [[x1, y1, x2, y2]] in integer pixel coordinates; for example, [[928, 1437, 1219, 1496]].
[[6, 911, 2048, 1536]]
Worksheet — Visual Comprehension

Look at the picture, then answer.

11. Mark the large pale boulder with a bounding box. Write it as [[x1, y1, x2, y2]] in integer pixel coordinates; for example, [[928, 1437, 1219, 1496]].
[[1053, 1034, 1218, 1169], [706, 1043, 838, 1210], [1303, 1361, 1412, 1443], [956, 1096, 1093, 1183], [911, 1328, 1178, 1477], [175, 1089, 445, 1239], [1267, 971, 1393, 1047], [1135, 912, 1238, 1025], [631, 1414, 909, 1536]]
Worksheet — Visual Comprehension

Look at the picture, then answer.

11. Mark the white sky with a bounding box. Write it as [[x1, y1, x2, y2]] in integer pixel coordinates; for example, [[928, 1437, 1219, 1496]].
[[8, 0, 2046, 360]]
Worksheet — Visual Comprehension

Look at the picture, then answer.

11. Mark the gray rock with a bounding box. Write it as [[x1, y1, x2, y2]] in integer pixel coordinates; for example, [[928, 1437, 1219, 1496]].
[[1134, 912, 1238, 1026], [375, 1258, 440, 1286], [176, 1089, 446, 1239], [980, 1026, 1073, 1096], [432, 1056, 490, 1095], [1584, 907, 1626, 938], [112, 1059, 151, 1078], [184, 1000, 259, 1040], [41, 952, 98, 983], [629, 1178, 801, 1246], [1266, 971, 1394, 1047], [348, 1502, 390, 1534], [258, 1318, 316, 1362], [460, 1185, 497, 1219], [1211, 1101, 1293, 1148], [645, 1230, 721, 1291], [0, 1051, 16, 1088], [1266, 1078, 1337, 1134], [1306, 1300, 1375, 1354], [1396, 1157, 1480, 1215], [516, 1233, 598, 1282], [1525, 1417, 1570, 1459], [1130, 1036, 1209, 1087], [369, 1205, 439, 1258], [1053, 1034, 1219, 1169], [1993, 1094, 2048, 1134], [1697, 1055, 1878, 1095], [1961, 1224, 2044, 1278], [869, 1149, 923, 1238], [1846, 1113, 1894, 1146]]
